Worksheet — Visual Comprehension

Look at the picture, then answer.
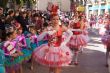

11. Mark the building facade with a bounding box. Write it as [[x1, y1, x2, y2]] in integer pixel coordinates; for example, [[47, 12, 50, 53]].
[[86, 0, 110, 18], [36, 0, 70, 11]]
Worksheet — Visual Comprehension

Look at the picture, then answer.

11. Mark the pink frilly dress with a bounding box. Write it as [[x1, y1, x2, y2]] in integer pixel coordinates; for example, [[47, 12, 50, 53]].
[[67, 22, 88, 49], [33, 26, 72, 67]]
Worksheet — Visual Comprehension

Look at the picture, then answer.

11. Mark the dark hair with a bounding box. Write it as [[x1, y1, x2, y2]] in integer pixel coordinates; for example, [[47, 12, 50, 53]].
[[19, 11, 27, 16], [22, 11, 27, 14], [7, 9, 14, 15], [78, 16, 83, 21], [5, 28, 16, 40], [28, 25, 36, 31], [6, 31, 14, 38], [33, 13, 39, 17], [5, 24, 15, 37]]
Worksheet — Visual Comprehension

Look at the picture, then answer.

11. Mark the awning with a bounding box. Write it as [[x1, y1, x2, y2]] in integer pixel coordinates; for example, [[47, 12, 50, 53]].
[[100, 5, 106, 9], [89, 5, 110, 10], [89, 6, 99, 10]]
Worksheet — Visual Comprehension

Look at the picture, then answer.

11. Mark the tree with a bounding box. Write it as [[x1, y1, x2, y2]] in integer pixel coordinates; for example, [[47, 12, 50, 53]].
[[0, 0, 8, 8], [0, 0, 37, 9]]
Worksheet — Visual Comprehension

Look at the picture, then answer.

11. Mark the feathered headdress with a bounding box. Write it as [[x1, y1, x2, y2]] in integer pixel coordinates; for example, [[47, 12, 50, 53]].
[[51, 4, 59, 16]]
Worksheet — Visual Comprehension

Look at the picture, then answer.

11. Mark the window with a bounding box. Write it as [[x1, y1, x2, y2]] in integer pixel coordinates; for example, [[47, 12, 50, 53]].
[[101, 9, 105, 14], [109, 9, 110, 14]]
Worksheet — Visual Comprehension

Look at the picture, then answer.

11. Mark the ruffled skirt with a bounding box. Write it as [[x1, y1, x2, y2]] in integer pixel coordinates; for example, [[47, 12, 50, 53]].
[[26, 38, 48, 51], [5, 55, 24, 67], [33, 44, 72, 67], [0, 49, 5, 73], [0, 66, 5, 73], [30, 43, 38, 51], [21, 48, 32, 61], [67, 34, 88, 48]]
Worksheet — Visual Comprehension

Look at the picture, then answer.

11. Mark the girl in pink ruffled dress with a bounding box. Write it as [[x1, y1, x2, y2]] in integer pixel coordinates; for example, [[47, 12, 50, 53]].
[[16, 27, 32, 62], [67, 15, 88, 65], [3, 25, 23, 73], [33, 15, 72, 73]]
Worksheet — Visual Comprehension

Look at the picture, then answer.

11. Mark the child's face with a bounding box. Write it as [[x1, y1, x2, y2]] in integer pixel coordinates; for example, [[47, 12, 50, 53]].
[[23, 13, 27, 18], [30, 29, 36, 34], [18, 29, 23, 34], [52, 16, 60, 25], [11, 31, 17, 39], [35, 17, 38, 20]]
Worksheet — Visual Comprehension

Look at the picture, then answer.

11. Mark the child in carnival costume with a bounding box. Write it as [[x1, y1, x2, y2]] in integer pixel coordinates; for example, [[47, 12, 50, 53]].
[[16, 26, 32, 61], [3, 24, 23, 73], [33, 14, 73, 73], [67, 14, 88, 65]]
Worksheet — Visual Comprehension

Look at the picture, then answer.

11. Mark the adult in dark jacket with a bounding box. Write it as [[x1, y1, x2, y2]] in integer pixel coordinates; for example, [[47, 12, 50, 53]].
[[0, 7, 6, 41]]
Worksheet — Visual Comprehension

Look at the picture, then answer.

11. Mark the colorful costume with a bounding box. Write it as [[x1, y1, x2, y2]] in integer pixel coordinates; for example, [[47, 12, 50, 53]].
[[30, 34, 38, 51], [0, 48, 5, 73], [67, 22, 88, 49], [36, 31, 49, 46], [3, 40, 23, 67], [16, 34, 32, 61], [25, 31, 48, 52], [33, 26, 72, 67], [38, 33, 49, 46], [101, 24, 110, 49]]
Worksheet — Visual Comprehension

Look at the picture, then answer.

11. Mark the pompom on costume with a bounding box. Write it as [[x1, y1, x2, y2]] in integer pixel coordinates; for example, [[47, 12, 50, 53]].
[[3, 40, 24, 67], [33, 26, 72, 67]]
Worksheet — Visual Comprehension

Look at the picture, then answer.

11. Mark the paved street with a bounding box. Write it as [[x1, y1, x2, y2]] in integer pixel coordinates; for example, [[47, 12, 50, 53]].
[[23, 29, 109, 73]]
